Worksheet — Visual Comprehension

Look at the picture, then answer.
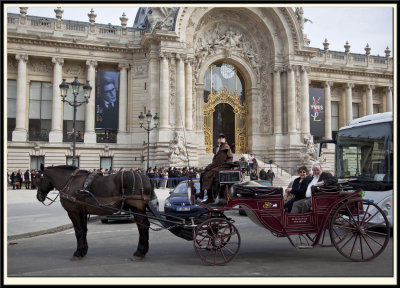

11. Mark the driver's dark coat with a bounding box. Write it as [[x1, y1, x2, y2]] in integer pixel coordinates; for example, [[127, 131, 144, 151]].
[[200, 142, 233, 191]]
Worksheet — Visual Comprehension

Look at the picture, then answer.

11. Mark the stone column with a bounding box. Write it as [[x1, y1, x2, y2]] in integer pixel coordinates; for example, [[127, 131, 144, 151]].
[[148, 46, 160, 114], [118, 63, 129, 133], [12, 54, 29, 142], [287, 65, 296, 133], [49, 57, 64, 142], [300, 66, 310, 135], [366, 84, 374, 115], [84, 60, 97, 143], [324, 81, 333, 140], [386, 86, 393, 112], [159, 53, 170, 129], [185, 58, 193, 131], [176, 54, 185, 129], [273, 66, 282, 134], [345, 83, 354, 125]]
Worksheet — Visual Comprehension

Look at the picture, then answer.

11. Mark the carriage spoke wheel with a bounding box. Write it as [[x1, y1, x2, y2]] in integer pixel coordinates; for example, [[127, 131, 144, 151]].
[[330, 199, 390, 261], [194, 218, 241, 265]]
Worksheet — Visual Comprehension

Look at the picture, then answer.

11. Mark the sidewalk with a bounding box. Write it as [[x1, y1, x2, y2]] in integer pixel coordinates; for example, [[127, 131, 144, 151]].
[[6, 187, 172, 240]]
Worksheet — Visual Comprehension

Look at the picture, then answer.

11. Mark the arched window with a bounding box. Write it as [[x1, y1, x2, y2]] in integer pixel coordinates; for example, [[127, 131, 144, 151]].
[[204, 63, 245, 104]]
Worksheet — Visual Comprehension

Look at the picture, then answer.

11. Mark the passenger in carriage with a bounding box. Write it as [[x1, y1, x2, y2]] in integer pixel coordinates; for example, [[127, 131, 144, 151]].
[[284, 166, 312, 213], [198, 133, 233, 204], [291, 163, 338, 214]]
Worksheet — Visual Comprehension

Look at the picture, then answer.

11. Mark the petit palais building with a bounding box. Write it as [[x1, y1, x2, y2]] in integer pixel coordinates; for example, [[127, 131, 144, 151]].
[[5, 6, 394, 174]]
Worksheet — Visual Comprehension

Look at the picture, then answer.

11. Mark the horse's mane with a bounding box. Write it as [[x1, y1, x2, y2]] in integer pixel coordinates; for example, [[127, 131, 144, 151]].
[[47, 165, 89, 174]]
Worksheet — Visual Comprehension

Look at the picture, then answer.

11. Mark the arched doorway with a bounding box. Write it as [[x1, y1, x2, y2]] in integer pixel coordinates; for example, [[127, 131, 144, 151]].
[[203, 63, 248, 154]]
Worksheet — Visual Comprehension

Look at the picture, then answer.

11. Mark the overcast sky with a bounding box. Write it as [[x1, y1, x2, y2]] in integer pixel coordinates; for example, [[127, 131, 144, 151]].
[[5, 5, 394, 56]]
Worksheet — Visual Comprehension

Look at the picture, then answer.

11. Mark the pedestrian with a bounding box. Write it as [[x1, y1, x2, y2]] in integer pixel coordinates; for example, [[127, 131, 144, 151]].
[[266, 169, 275, 185], [24, 169, 31, 189], [31, 169, 36, 189], [259, 168, 268, 180], [10, 171, 17, 190], [250, 169, 258, 180], [253, 158, 258, 174], [16, 169, 23, 189]]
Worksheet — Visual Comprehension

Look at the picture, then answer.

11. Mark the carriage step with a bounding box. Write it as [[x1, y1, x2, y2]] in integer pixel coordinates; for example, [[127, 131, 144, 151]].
[[297, 245, 313, 249]]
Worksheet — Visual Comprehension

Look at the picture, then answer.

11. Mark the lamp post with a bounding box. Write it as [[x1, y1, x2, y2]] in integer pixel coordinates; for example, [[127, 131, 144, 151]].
[[138, 110, 159, 171], [60, 77, 92, 167]]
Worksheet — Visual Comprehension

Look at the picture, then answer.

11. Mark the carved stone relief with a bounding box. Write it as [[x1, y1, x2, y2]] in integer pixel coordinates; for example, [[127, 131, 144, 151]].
[[133, 65, 148, 76], [28, 59, 53, 74], [295, 66, 301, 130], [169, 56, 176, 126], [64, 62, 85, 76], [259, 66, 273, 134], [8, 56, 18, 73], [168, 131, 188, 165]]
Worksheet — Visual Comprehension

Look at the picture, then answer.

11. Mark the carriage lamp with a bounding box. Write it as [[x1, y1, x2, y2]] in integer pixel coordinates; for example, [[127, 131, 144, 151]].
[[59, 77, 92, 168], [138, 110, 159, 170]]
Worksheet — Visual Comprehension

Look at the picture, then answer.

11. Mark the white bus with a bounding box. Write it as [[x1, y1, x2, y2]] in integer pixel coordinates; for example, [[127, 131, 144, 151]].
[[320, 112, 393, 227]]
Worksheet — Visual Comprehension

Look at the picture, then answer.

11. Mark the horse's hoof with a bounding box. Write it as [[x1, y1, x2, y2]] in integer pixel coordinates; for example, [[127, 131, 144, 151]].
[[130, 255, 144, 261], [71, 256, 82, 261]]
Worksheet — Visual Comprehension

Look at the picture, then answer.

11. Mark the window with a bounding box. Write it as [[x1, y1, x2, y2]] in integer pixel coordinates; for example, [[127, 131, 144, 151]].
[[66, 156, 79, 167], [30, 156, 45, 171], [203, 63, 245, 104], [29, 82, 52, 141], [352, 103, 360, 120], [63, 88, 85, 142], [100, 157, 112, 172], [331, 102, 339, 139], [373, 104, 380, 114], [7, 80, 17, 141]]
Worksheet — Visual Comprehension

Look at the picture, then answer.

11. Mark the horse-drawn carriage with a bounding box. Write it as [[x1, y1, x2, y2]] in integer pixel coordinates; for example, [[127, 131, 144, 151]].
[[36, 163, 390, 265]]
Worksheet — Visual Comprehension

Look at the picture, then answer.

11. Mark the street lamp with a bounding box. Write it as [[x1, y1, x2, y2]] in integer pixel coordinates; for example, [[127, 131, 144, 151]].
[[138, 110, 159, 171], [60, 77, 92, 167]]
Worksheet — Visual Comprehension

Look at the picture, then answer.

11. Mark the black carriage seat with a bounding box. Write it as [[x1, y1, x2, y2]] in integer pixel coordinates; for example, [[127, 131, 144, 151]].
[[312, 185, 360, 197], [233, 183, 283, 198]]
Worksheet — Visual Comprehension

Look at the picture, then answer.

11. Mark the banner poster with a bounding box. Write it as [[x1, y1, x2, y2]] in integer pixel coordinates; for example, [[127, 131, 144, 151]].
[[309, 87, 325, 137], [95, 71, 119, 130]]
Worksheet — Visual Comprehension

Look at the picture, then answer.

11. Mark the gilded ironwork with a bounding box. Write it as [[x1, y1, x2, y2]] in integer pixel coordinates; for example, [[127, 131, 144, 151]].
[[203, 86, 248, 153]]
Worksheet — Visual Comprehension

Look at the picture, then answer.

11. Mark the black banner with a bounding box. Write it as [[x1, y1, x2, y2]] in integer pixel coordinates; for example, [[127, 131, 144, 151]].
[[309, 87, 325, 137], [96, 71, 119, 130]]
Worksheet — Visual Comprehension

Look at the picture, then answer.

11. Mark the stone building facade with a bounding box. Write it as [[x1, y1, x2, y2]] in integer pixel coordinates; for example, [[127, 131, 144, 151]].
[[6, 7, 393, 172]]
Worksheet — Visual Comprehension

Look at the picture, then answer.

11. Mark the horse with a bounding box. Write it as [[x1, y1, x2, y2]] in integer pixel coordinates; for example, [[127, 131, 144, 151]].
[[35, 165, 154, 261]]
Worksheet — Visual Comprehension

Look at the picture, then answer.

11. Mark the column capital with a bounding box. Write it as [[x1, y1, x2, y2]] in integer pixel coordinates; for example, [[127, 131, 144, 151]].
[[386, 86, 392, 92], [285, 64, 297, 72], [51, 57, 64, 65], [175, 53, 186, 61], [118, 63, 130, 70], [16, 54, 28, 62], [86, 60, 98, 67], [367, 84, 375, 90], [300, 65, 310, 73], [324, 81, 333, 88], [345, 83, 354, 89], [185, 58, 194, 65], [273, 66, 283, 73]]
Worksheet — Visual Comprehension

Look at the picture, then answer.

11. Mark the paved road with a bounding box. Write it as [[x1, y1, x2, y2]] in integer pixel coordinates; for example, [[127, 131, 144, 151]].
[[5, 187, 395, 285]]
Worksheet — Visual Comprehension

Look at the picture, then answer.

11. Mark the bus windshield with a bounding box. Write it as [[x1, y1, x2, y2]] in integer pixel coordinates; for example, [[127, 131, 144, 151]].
[[336, 121, 393, 183]]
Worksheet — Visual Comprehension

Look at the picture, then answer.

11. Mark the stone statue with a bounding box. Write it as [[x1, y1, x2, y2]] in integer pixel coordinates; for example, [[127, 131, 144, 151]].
[[168, 132, 188, 165], [295, 7, 312, 31], [147, 7, 179, 31]]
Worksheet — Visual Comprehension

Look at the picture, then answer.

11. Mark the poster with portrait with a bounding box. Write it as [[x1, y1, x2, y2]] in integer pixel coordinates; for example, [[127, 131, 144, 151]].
[[95, 71, 119, 130], [309, 87, 325, 137]]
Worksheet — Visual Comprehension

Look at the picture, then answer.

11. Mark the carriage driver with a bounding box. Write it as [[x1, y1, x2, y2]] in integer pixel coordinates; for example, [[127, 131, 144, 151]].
[[198, 133, 233, 204]]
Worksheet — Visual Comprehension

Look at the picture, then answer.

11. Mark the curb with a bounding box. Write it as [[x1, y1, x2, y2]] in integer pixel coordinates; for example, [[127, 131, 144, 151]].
[[7, 216, 100, 241]]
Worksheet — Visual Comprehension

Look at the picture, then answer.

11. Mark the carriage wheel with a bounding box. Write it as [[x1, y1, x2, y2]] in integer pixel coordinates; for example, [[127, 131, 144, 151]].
[[193, 218, 241, 265], [330, 199, 390, 261]]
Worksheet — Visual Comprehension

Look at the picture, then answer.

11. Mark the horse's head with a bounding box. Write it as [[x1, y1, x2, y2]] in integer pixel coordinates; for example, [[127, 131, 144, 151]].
[[36, 168, 55, 202]]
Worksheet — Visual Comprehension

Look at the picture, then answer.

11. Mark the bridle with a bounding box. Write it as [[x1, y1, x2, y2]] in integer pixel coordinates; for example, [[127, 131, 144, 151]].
[[38, 168, 79, 206]]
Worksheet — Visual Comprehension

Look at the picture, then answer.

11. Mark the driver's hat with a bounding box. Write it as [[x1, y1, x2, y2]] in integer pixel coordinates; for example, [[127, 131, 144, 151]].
[[218, 133, 226, 139]]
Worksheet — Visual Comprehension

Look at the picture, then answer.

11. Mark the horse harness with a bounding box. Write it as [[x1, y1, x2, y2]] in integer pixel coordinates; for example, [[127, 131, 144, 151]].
[[59, 169, 147, 213]]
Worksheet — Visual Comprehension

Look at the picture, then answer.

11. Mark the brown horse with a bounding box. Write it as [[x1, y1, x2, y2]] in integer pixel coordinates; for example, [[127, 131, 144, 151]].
[[36, 165, 154, 261]]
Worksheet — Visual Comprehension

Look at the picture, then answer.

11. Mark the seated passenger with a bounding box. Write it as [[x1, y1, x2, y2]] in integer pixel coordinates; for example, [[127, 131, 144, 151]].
[[291, 163, 338, 213], [284, 166, 312, 213], [198, 133, 233, 204]]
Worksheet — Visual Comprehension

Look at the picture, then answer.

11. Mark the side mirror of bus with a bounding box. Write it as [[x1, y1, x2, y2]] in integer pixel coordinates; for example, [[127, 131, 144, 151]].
[[318, 140, 336, 157]]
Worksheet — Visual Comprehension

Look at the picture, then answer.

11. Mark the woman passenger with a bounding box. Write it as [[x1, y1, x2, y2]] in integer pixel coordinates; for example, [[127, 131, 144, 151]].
[[284, 166, 312, 213]]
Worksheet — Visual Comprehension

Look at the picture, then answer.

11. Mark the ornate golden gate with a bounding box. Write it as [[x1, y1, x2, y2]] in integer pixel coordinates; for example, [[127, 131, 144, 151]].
[[203, 86, 248, 153]]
